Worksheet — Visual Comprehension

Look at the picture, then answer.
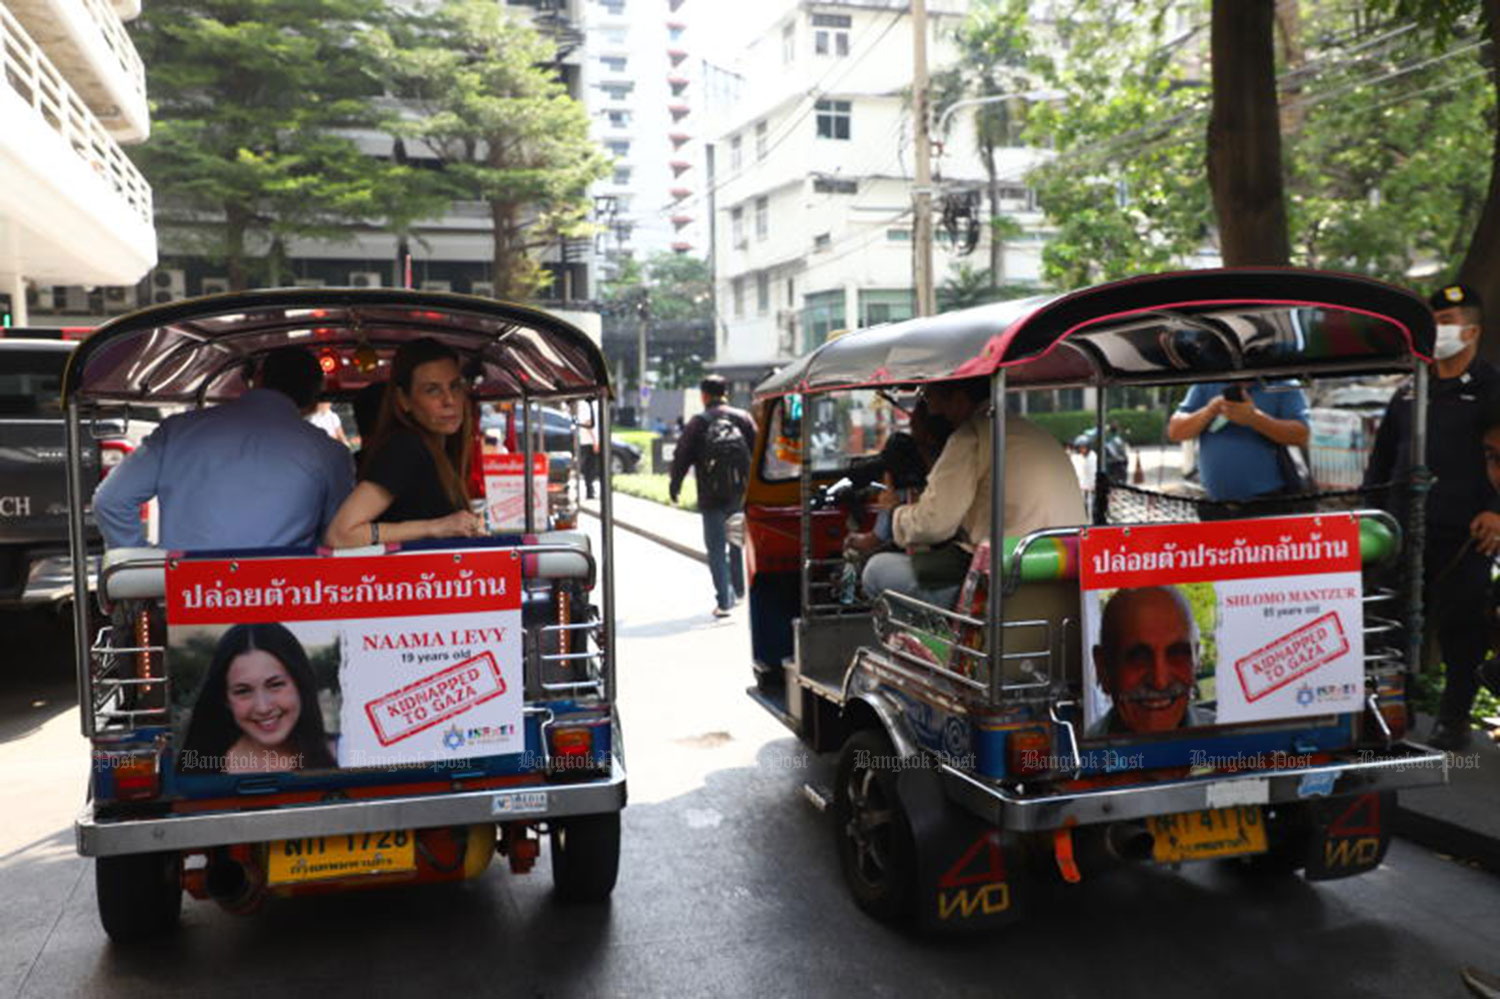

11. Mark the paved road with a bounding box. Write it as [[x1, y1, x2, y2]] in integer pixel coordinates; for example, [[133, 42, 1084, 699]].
[[1, 532, 1498, 999]]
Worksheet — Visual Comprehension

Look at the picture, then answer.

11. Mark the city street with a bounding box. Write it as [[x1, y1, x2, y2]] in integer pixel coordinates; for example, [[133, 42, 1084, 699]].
[[1, 526, 1498, 999]]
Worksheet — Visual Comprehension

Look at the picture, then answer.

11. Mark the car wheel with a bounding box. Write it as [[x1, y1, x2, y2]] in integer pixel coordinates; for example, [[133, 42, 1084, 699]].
[[96, 851, 182, 942], [610, 453, 627, 476], [833, 728, 916, 923], [550, 811, 621, 902]]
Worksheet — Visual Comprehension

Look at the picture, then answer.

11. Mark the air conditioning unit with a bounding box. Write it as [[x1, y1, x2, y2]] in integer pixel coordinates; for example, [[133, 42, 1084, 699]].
[[102, 286, 136, 312], [150, 269, 187, 304], [200, 277, 231, 296], [420, 280, 452, 292], [294, 278, 327, 288], [470, 281, 495, 298], [348, 271, 383, 288]]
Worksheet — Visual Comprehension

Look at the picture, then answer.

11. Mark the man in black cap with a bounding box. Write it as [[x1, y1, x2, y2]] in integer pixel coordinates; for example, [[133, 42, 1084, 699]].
[[1364, 282, 1500, 749]]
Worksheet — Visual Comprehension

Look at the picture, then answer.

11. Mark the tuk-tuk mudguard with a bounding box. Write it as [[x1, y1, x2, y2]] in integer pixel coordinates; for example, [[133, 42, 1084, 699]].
[[1301, 791, 1396, 880], [898, 764, 1026, 932]]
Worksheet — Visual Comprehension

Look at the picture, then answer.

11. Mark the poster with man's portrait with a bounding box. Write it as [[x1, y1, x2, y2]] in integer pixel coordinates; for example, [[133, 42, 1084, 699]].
[[1079, 516, 1365, 738], [165, 550, 524, 776]]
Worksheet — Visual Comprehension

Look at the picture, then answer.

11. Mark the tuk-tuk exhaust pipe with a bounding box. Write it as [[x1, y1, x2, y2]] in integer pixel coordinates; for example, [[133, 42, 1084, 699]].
[[1105, 821, 1156, 863], [205, 857, 256, 911]]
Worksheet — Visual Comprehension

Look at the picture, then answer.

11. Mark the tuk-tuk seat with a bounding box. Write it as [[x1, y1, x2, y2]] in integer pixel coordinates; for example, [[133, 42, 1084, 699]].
[[102, 547, 168, 600], [526, 529, 592, 580]]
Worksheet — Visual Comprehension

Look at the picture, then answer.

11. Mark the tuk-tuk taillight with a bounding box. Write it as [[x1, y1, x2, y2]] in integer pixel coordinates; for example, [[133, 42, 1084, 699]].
[[98, 439, 133, 480], [1007, 728, 1052, 777], [96, 749, 160, 801], [550, 726, 593, 761]]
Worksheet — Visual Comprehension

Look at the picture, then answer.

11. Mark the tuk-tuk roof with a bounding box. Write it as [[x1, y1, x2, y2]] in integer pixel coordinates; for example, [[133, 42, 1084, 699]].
[[62, 288, 610, 406], [754, 269, 1432, 399]]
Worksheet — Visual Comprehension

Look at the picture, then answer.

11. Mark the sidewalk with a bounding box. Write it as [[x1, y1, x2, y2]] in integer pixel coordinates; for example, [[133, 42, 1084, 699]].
[[588, 489, 1500, 872]]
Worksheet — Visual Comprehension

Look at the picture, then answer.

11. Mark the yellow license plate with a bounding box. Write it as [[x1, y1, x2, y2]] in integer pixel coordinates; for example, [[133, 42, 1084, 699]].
[[1148, 806, 1268, 863], [267, 830, 417, 885]]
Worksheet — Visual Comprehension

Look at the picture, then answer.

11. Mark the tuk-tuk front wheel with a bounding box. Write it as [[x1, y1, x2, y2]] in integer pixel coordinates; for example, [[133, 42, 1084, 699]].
[[834, 729, 916, 922], [96, 851, 182, 942], [550, 811, 621, 902]]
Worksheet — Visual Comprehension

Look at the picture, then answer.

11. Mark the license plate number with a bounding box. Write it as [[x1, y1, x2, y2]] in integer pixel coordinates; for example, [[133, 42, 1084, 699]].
[[267, 830, 417, 885], [1148, 806, 1268, 863]]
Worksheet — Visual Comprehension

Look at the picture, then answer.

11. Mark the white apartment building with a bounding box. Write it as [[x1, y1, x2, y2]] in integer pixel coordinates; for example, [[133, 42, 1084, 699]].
[[711, 0, 1051, 374], [583, 0, 705, 275], [1, 0, 155, 324]]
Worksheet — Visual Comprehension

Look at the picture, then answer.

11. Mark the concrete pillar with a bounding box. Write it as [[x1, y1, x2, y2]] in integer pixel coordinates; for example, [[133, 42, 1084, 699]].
[[2, 272, 27, 326]]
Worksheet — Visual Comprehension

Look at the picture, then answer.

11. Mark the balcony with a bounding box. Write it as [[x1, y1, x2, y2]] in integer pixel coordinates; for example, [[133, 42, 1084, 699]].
[[7, 0, 148, 141], [0, 5, 156, 284], [669, 187, 691, 200]]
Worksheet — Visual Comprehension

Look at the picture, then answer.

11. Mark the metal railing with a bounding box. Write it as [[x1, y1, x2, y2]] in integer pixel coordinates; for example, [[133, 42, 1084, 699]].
[[0, 4, 153, 226], [76, 0, 145, 97]]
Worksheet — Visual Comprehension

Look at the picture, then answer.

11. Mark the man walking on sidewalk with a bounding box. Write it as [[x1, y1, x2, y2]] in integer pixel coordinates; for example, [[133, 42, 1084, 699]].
[[669, 375, 757, 618]]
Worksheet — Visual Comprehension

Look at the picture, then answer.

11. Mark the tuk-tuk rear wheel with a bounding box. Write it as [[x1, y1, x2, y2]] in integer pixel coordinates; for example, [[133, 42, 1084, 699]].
[[550, 811, 621, 902], [833, 728, 916, 923], [96, 851, 182, 942]]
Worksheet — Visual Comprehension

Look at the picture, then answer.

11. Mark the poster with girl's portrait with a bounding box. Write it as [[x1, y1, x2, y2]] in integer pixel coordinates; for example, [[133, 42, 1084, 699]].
[[165, 550, 524, 776]]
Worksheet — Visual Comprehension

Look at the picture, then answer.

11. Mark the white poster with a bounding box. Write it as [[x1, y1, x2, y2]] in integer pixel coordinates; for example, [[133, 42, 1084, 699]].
[[483, 453, 548, 532]]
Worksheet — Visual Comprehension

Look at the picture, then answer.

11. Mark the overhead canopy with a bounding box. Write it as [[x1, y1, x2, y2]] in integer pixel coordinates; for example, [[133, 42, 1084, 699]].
[[755, 269, 1432, 399], [63, 289, 610, 406]]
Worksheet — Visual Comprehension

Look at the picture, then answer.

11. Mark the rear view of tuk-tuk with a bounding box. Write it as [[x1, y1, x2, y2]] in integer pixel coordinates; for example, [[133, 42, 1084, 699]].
[[743, 269, 1451, 931], [62, 291, 626, 941]]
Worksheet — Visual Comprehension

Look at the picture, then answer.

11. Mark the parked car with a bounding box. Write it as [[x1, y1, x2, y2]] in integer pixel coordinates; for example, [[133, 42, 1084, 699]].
[[480, 406, 641, 474], [0, 334, 155, 607]]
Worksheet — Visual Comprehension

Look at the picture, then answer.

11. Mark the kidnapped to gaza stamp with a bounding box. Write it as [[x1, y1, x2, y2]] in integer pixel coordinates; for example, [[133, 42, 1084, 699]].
[[1234, 611, 1350, 704], [364, 651, 507, 746]]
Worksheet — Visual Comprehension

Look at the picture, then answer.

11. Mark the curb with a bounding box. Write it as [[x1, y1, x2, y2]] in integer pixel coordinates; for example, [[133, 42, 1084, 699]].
[[1393, 806, 1500, 875], [581, 504, 706, 565]]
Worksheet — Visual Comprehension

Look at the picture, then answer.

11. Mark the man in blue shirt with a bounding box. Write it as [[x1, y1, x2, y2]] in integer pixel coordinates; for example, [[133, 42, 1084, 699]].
[[1168, 380, 1310, 513], [94, 348, 354, 551]]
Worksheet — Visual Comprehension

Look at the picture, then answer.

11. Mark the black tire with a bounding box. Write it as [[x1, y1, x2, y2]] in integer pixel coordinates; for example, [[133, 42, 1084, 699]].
[[550, 811, 621, 902], [96, 851, 182, 942], [610, 452, 627, 476], [833, 728, 916, 923]]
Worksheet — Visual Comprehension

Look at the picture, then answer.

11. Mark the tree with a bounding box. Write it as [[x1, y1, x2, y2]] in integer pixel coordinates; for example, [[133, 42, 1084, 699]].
[[1371, 0, 1500, 341], [130, 0, 447, 289], [1207, 0, 1291, 264], [932, 1, 1032, 287], [368, 1, 610, 301], [600, 253, 714, 390]]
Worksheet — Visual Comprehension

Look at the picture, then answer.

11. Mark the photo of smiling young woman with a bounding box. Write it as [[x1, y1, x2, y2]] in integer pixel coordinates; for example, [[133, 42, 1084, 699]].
[[179, 622, 337, 774]]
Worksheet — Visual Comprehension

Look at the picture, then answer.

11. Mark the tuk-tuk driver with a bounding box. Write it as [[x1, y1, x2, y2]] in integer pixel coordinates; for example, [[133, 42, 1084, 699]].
[[862, 377, 1084, 605]]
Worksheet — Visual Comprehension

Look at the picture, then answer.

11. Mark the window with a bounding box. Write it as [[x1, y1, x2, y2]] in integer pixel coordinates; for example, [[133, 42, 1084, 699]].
[[606, 109, 632, 127], [756, 272, 770, 315], [782, 22, 795, 63], [813, 232, 831, 251], [606, 140, 630, 158], [814, 100, 850, 140], [602, 27, 627, 44], [731, 206, 745, 247], [730, 134, 742, 170], [600, 55, 627, 73], [755, 120, 768, 160], [858, 289, 915, 327], [600, 0, 625, 14], [802, 290, 845, 350], [732, 276, 745, 317], [754, 196, 768, 240], [601, 82, 633, 101], [812, 177, 857, 194], [887, 228, 911, 242], [668, 24, 685, 41], [612, 167, 632, 185], [786, 278, 795, 307], [811, 14, 850, 57]]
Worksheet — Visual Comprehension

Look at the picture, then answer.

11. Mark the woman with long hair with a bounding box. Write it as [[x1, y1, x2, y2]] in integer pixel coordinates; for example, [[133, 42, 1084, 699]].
[[324, 337, 483, 547], [179, 622, 336, 774]]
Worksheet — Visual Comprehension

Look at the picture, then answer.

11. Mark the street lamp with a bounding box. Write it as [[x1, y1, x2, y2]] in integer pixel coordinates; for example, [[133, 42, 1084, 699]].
[[934, 87, 1062, 144]]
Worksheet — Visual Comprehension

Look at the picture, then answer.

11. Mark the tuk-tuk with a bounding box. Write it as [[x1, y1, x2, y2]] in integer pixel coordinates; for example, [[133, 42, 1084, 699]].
[[743, 268, 1449, 929], [63, 290, 624, 941]]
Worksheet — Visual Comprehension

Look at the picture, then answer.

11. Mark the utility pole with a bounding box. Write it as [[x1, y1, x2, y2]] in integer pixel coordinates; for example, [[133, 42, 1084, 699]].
[[911, 0, 935, 317]]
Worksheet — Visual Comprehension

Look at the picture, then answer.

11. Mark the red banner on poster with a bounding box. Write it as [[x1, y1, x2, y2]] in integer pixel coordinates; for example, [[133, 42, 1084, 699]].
[[166, 551, 522, 624], [1078, 515, 1361, 591]]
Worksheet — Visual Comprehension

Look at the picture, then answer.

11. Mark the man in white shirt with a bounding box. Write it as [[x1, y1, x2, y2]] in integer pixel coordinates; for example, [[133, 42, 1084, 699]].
[[862, 378, 1085, 606]]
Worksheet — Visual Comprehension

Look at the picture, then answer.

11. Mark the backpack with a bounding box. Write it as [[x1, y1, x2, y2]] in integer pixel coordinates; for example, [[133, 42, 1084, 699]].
[[699, 411, 751, 507]]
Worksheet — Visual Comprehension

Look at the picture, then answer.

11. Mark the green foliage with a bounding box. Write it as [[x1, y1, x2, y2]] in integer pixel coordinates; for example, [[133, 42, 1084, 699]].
[[998, 0, 1492, 288], [611, 472, 695, 510], [367, 1, 610, 300], [601, 252, 713, 322], [937, 263, 1040, 310], [131, 0, 450, 287], [1024, 408, 1167, 446]]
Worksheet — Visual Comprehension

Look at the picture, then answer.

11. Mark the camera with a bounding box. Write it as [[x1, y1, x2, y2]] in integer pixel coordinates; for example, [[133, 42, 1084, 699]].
[[1222, 383, 1247, 402]]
